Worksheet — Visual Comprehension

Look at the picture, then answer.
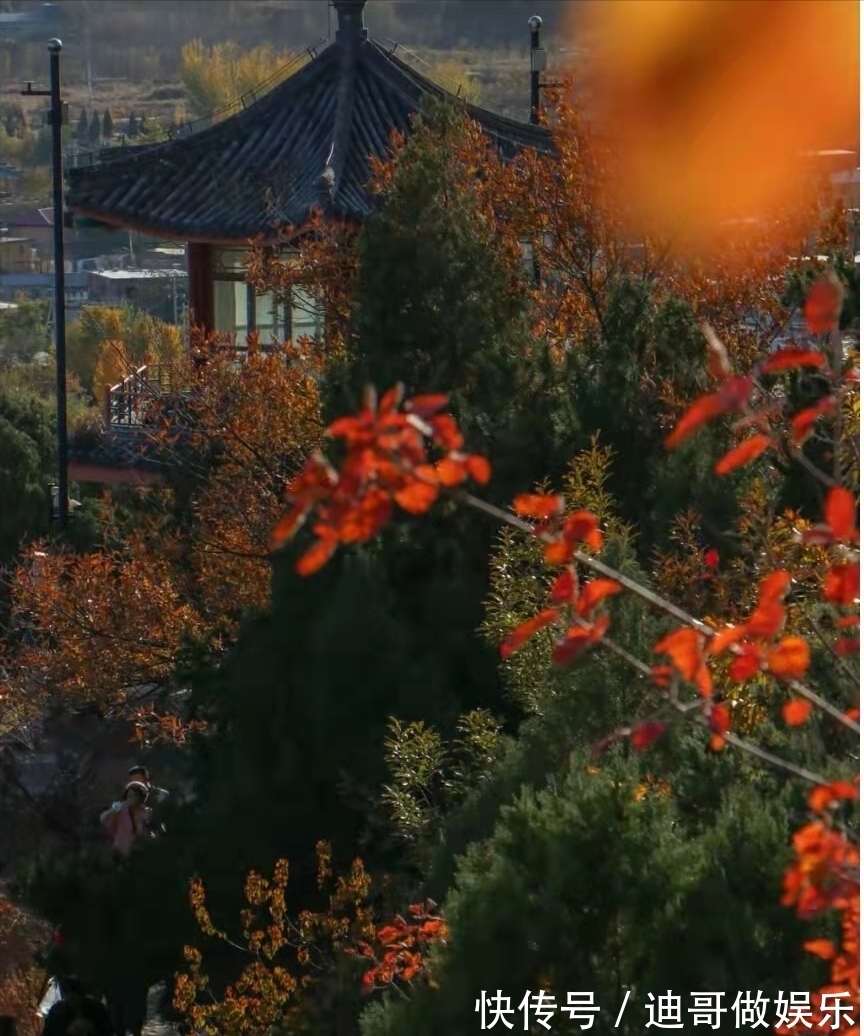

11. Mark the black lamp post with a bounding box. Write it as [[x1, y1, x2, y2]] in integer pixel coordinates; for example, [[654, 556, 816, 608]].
[[529, 15, 545, 125], [22, 39, 68, 529]]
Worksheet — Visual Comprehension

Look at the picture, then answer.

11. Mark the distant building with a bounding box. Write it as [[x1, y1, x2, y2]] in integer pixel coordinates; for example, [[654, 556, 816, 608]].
[[0, 236, 37, 273], [87, 268, 188, 324]]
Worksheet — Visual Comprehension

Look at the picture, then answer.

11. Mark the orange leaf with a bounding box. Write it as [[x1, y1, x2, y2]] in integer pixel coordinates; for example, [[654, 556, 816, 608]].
[[803, 939, 837, 961], [746, 601, 786, 639], [665, 376, 752, 449], [630, 720, 666, 752], [714, 434, 773, 476], [824, 563, 860, 607], [544, 538, 573, 566], [803, 274, 844, 335], [465, 454, 491, 485], [825, 487, 858, 543], [665, 394, 726, 449], [405, 393, 449, 419], [761, 347, 827, 374], [549, 569, 576, 605], [271, 506, 307, 550], [708, 734, 726, 753], [791, 397, 836, 444], [552, 613, 611, 666], [296, 538, 338, 576], [708, 702, 730, 736], [576, 578, 622, 616], [435, 456, 467, 487], [808, 781, 859, 812], [782, 698, 812, 726], [394, 477, 439, 515], [757, 571, 791, 605], [429, 413, 464, 450], [561, 510, 603, 552], [654, 628, 704, 682], [765, 637, 810, 680], [709, 625, 746, 656], [513, 493, 565, 520], [500, 608, 559, 659]]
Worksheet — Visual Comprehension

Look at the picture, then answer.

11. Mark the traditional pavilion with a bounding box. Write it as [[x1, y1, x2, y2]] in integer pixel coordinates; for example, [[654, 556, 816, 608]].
[[65, 0, 552, 344]]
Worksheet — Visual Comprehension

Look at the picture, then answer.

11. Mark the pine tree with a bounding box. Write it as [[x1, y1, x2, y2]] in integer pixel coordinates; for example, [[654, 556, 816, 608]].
[[76, 107, 88, 139], [88, 111, 101, 144], [127, 111, 138, 138], [102, 108, 113, 139]]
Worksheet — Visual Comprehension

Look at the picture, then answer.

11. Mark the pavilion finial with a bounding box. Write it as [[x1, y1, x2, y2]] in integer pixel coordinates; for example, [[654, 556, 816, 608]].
[[333, 0, 368, 43]]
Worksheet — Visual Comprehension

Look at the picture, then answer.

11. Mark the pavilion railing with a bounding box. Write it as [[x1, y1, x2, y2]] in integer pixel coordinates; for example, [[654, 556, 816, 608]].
[[103, 364, 183, 428]]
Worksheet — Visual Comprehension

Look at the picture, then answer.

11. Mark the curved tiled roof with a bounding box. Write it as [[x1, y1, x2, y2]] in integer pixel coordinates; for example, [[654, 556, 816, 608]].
[[66, 3, 552, 243]]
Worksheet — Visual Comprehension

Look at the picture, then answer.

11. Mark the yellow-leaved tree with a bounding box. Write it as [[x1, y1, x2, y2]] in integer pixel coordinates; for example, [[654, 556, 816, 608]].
[[179, 40, 304, 120]]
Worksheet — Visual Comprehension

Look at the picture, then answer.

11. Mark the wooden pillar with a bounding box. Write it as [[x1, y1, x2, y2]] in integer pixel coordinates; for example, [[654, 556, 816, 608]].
[[186, 243, 213, 333]]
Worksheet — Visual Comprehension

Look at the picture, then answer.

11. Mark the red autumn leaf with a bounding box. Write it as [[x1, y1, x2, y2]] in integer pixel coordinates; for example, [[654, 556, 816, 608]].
[[790, 397, 836, 445], [708, 702, 730, 736], [834, 637, 860, 656], [782, 699, 813, 726], [665, 394, 726, 449], [803, 274, 844, 335], [561, 510, 603, 552], [377, 925, 405, 946], [271, 506, 307, 550], [552, 614, 611, 666], [757, 570, 791, 605], [709, 624, 746, 656], [549, 569, 576, 604], [803, 939, 837, 961], [500, 607, 559, 659], [761, 347, 827, 374], [429, 413, 463, 450], [809, 781, 859, 813], [729, 646, 762, 682], [704, 548, 720, 569], [824, 563, 860, 607], [746, 601, 786, 640], [378, 385, 404, 413], [405, 393, 449, 419], [665, 376, 752, 449], [845, 707, 860, 722], [708, 735, 726, 753], [465, 454, 492, 485], [296, 537, 338, 576], [544, 538, 573, 566], [765, 637, 811, 680], [513, 493, 565, 520], [654, 628, 704, 682], [394, 476, 439, 515], [714, 433, 773, 476], [435, 456, 467, 487], [630, 720, 667, 752], [651, 664, 674, 687], [825, 486, 858, 543], [576, 578, 622, 616]]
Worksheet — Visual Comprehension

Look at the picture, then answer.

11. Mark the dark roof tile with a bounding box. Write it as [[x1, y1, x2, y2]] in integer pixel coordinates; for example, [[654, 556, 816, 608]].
[[67, 21, 551, 242]]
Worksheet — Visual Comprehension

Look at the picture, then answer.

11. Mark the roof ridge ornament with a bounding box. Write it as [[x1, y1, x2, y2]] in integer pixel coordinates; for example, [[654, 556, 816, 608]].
[[333, 0, 368, 43]]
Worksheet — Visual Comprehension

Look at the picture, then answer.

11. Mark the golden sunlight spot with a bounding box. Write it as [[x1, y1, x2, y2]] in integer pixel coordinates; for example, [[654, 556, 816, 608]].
[[576, 0, 859, 255]]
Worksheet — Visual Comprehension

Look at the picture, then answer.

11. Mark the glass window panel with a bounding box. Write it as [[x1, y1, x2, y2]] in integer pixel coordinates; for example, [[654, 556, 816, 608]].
[[291, 286, 323, 343], [255, 291, 279, 344], [213, 280, 250, 355], [211, 247, 249, 275]]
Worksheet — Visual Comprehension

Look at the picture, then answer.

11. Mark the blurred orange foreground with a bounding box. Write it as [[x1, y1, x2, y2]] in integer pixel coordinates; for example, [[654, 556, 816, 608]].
[[579, 0, 860, 252]]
